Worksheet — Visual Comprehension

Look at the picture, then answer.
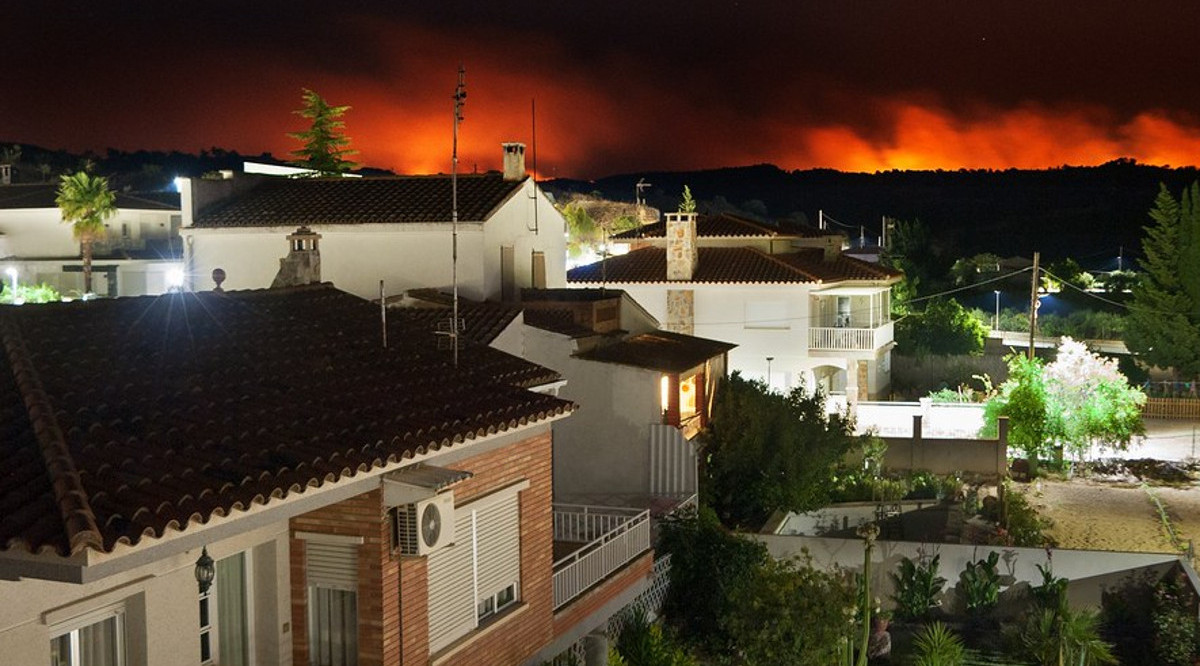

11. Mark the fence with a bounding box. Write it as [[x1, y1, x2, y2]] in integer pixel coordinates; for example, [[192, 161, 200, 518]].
[[1143, 397, 1200, 420], [553, 505, 652, 610]]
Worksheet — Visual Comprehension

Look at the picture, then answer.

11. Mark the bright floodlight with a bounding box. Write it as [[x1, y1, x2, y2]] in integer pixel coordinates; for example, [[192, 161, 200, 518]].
[[166, 268, 185, 289]]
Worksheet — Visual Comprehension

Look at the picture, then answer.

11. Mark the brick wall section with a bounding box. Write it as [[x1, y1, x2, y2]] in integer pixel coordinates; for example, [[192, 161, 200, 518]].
[[290, 430, 559, 666], [432, 431, 556, 666], [289, 488, 393, 666], [552, 551, 653, 637]]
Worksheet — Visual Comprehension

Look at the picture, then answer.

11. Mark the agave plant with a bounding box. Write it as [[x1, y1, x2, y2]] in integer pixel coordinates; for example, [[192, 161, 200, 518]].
[[912, 622, 966, 666]]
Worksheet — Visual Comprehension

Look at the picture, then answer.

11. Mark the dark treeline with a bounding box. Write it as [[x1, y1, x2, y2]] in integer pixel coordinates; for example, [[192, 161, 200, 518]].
[[546, 159, 1200, 265]]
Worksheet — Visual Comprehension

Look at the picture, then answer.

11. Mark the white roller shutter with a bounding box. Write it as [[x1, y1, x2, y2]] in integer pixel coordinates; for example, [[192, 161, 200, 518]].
[[306, 541, 358, 591], [474, 496, 520, 601], [427, 515, 476, 653]]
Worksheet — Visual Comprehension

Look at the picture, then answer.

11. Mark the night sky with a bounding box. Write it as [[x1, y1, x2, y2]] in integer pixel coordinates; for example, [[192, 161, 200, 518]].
[[5, 1, 1200, 179]]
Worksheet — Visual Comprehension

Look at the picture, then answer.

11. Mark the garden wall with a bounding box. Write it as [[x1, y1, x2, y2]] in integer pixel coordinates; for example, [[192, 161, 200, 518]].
[[757, 534, 1188, 613], [852, 400, 986, 438], [845, 414, 1007, 478]]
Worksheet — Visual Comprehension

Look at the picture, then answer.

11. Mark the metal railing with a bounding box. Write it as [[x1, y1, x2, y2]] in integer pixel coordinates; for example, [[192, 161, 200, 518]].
[[809, 321, 893, 351], [552, 504, 651, 610]]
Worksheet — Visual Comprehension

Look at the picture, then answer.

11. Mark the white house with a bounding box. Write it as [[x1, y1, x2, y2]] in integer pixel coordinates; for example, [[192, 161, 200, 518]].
[[179, 143, 567, 302], [570, 212, 902, 399], [0, 284, 660, 666], [0, 183, 183, 297]]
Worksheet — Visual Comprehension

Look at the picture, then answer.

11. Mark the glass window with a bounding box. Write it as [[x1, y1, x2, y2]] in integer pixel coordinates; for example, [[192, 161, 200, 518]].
[[51, 611, 124, 666], [309, 587, 358, 666]]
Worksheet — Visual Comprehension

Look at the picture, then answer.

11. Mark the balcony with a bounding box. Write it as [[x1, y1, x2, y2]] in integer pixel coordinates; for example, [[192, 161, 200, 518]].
[[809, 321, 894, 351], [552, 504, 651, 610]]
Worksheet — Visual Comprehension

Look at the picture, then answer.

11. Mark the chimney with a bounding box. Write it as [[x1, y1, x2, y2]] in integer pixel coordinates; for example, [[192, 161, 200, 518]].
[[502, 142, 526, 181], [271, 226, 322, 288], [665, 212, 698, 280], [823, 234, 842, 262]]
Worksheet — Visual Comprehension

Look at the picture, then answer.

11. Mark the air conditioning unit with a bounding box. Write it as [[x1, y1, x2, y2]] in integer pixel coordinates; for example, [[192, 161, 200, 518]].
[[394, 492, 456, 556]]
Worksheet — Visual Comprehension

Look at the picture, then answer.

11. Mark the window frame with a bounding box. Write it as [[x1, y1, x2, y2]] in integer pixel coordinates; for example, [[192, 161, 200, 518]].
[[50, 601, 127, 666]]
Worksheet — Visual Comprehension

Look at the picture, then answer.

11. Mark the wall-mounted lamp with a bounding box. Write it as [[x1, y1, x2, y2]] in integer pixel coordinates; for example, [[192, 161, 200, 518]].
[[195, 547, 215, 594]]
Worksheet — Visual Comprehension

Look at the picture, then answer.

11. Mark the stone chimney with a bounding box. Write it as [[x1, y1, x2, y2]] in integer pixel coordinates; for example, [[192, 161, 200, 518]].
[[502, 142, 526, 181], [822, 234, 842, 262], [665, 212, 698, 280], [271, 226, 322, 288]]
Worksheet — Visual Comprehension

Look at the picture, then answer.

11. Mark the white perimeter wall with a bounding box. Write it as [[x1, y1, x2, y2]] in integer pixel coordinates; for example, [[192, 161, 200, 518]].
[[0, 208, 176, 258], [0, 521, 292, 666]]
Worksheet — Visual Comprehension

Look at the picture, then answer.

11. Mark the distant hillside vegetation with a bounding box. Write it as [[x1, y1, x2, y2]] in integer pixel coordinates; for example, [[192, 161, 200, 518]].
[[545, 159, 1200, 264]]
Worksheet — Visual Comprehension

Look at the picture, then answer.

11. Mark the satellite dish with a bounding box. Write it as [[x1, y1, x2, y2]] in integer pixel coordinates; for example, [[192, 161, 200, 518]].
[[421, 501, 443, 548]]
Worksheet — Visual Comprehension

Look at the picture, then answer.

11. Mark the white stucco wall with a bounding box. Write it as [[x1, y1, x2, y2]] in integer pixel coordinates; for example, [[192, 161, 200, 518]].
[[0, 208, 177, 259], [181, 177, 567, 302], [0, 522, 291, 666], [523, 327, 660, 498]]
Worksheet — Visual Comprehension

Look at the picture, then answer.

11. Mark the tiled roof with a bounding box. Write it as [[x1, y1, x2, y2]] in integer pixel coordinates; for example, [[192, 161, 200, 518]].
[[521, 308, 597, 338], [610, 213, 841, 240], [0, 184, 180, 211], [567, 247, 901, 285], [0, 284, 571, 557], [388, 301, 522, 347], [192, 174, 525, 228], [576, 330, 735, 374]]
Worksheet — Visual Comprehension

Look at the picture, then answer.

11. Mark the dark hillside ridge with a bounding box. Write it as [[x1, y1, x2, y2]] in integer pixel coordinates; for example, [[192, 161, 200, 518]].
[[545, 160, 1200, 264]]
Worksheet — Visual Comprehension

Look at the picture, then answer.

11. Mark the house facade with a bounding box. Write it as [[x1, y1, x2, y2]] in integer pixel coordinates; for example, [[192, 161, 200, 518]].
[[0, 285, 651, 666], [179, 144, 566, 302], [571, 212, 902, 399], [0, 183, 183, 298]]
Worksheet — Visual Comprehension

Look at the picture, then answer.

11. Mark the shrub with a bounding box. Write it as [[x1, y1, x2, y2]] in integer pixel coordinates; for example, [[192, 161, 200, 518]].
[[1152, 572, 1200, 666], [958, 552, 1001, 615], [997, 483, 1054, 547], [890, 554, 947, 621]]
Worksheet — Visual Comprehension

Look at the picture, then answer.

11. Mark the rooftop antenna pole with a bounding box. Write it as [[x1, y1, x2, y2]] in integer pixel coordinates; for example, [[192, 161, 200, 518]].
[[450, 65, 467, 367], [380, 280, 387, 349], [530, 98, 539, 234]]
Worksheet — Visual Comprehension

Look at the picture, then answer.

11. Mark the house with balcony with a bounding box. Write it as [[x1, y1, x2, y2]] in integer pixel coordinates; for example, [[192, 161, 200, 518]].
[[570, 212, 902, 399], [179, 143, 566, 302], [0, 284, 656, 666], [0, 183, 183, 297]]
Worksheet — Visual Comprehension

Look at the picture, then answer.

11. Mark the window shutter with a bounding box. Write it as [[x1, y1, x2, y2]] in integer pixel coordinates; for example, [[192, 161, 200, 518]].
[[474, 496, 520, 601], [427, 516, 476, 653], [306, 541, 358, 591]]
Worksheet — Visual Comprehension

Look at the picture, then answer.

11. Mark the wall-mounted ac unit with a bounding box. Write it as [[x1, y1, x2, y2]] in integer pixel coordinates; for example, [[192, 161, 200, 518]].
[[395, 491, 456, 556]]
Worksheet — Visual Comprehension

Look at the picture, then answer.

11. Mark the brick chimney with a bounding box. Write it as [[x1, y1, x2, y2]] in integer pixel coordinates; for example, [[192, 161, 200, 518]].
[[271, 226, 322, 288], [665, 212, 698, 280], [502, 142, 526, 181]]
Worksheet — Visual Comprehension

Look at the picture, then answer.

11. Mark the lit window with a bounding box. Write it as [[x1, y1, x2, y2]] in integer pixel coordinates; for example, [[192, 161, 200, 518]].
[[680, 375, 697, 417], [660, 375, 670, 413]]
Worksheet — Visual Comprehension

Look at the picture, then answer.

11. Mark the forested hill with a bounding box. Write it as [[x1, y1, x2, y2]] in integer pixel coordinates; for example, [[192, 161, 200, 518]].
[[544, 160, 1200, 264]]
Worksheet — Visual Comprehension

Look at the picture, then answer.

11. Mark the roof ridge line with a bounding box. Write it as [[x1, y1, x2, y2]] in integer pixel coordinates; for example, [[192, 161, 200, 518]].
[[742, 247, 822, 282], [0, 317, 104, 555]]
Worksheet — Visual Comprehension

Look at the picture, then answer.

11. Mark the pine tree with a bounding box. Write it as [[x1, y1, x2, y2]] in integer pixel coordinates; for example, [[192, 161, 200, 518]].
[[1126, 183, 1200, 379], [287, 89, 358, 174]]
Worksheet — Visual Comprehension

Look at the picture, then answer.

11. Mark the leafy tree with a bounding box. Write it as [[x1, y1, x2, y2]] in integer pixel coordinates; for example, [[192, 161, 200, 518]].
[[560, 196, 642, 260], [657, 506, 769, 655], [984, 340, 1145, 466], [895, 298, 988, 356], [724, 553, 856, 666], [55, 171, 117, 294], [983, 353, 1051, 464], [701, 373, 856, 526], [1042, 338, 1146, 459], [1126, 183, 1200, 379], [288, 88, 358, 173], [613, 607, 697, 666], [948, 253, 1002, 286]]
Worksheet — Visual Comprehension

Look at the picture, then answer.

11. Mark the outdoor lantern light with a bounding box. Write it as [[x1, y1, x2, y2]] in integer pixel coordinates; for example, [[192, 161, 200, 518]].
[[195, 547, 215, 594]]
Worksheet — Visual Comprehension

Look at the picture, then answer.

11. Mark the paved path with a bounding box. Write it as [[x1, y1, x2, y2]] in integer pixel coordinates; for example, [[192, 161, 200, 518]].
[[1112, 418, 1200, 461]]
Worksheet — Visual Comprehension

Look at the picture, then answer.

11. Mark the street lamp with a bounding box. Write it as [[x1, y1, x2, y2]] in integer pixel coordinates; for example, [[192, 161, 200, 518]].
[[993, 290, 1001, 331], [766, 357, 775, 386]]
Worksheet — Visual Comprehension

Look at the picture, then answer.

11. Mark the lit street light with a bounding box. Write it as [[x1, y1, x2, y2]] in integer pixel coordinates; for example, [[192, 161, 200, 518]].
[[993, 290, 1001, 330]]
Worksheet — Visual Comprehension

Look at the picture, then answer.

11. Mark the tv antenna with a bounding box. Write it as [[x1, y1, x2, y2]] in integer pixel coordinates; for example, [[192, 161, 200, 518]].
[[635, 178, 651, 207], [437, 65, 467, 365]]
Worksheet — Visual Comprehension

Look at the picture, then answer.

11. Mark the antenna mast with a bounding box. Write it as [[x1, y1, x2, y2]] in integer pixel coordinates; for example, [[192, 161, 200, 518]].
[[438, 65, 467, 366]]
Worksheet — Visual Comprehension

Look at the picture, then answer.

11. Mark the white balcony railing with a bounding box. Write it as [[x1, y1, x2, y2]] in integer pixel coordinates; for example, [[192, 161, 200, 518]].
[[809, 321, 894, 351], [552, 504, 651, 610]]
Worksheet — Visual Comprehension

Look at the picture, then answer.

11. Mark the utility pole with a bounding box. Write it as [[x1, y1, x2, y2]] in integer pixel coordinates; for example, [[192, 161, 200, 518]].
[[1028, 251, 1040, 360]]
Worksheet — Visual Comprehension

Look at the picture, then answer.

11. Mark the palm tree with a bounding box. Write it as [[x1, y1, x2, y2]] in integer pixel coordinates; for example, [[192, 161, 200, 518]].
[[55, 171, 116, 295]]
